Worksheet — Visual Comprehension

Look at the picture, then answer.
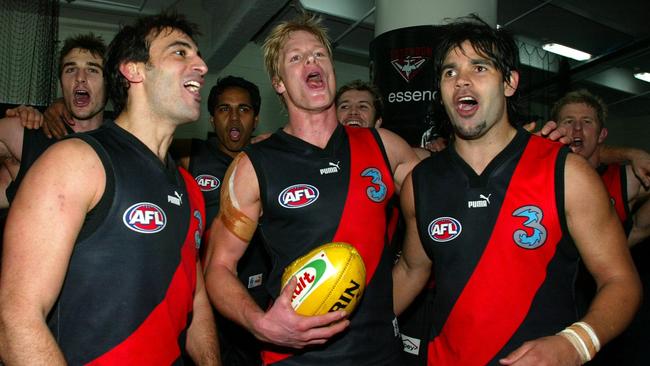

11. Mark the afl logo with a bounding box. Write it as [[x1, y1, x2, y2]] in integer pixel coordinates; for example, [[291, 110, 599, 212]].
[[278, 184, 319, 209], [195, 174, 221, 192], [428, 217, 462, 242], [123, 202, 167, 234]]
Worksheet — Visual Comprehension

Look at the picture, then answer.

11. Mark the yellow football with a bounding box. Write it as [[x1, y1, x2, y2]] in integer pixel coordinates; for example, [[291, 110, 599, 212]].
[[281, 242, 366, 316]]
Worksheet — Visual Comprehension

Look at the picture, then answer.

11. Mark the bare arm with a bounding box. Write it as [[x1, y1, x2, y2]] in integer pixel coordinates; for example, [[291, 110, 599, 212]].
[[377, 127, 421, 194], [186, 262, 221, 365], [629, 197, 650, 247], [0, 139, 104, 364], [0, 116, 26, 162], [601, 146, 650, 188], [501, 154, 641, 365], [203, 153, 348, 349], [393, 172, 432, 315], [626, 165, 650, 246]]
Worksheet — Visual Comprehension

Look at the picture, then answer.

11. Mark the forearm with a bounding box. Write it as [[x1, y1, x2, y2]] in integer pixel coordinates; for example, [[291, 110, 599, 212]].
[[0, 313, 66, 365], [628, 200, 650, 247], [186, 288, 220, 365], [581, 273, 641, 346], [206, 264, 266, 340], [392, 258, 430, 315], [599, 145, 634, 165]]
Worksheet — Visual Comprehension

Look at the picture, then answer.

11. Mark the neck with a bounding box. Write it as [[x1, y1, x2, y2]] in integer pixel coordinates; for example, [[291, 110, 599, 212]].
[[70, 113, 104, 133], [454, 122, 518, 175], [115, 105, 177, 162], [283, 104, 339, 148]]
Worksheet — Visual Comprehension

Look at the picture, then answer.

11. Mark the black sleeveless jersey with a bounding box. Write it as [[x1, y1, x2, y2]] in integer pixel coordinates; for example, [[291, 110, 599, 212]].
[[246, 124, 403, 366], [187, 133, 231, 225], [187, 133, 270, 365], [48, 123, 205, 365], [6, 123, 75, 202], [411, 130, 577, 366]]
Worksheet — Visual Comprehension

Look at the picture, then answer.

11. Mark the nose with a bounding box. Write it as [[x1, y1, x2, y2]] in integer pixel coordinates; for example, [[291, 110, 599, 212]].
[[573, 120, 583, 131], [75, 69, 87, 84], [229, 108, 240, 121], [193, 55, 208, 76], [455, 68, 471, 88]]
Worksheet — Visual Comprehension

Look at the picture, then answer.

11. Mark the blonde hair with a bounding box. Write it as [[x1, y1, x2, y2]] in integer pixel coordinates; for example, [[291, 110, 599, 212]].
[[262, 13, 332, 84]]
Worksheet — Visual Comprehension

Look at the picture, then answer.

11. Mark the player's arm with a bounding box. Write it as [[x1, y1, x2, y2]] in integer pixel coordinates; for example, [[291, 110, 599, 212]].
[[626, 165, 650, 247], [393, 172, 432, 315], [203, 153, 348, 349], [0, 139, 105, 364], [186, 261, 221, 365], [501, 154, 641, 365], [601, 146, 650, 188], [0, 116, 26, 162], [377, 127, 421, 194]]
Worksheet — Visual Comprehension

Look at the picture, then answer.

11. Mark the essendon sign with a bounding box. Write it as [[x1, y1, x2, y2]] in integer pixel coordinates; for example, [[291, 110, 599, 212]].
[[370, 25, 446, 145]]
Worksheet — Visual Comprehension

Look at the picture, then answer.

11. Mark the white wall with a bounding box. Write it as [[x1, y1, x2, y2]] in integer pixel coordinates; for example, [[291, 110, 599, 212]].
[[175, 42, 371, 138]]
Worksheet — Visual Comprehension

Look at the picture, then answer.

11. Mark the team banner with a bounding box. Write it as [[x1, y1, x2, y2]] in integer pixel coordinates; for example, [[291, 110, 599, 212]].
[[370, 25, 445, 146]]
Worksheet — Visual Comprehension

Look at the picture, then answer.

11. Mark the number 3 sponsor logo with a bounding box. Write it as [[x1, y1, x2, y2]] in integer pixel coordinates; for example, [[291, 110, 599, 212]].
[[512, 205, 547, 249]]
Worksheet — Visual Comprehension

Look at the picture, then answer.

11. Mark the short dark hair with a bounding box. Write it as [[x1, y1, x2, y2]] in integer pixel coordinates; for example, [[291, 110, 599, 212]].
[[59, 33, 106, 77], [105, 11, 201, 115], [335, 80, 384, 121], [207, 76, 261, 116], [435, 14, 520, 122], [551, 89, 608, 128]]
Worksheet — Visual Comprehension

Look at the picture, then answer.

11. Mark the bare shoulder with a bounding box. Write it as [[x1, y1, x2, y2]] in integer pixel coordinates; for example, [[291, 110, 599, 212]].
[[18, 138, 106, 209], [564, 152, 612, 216], [225, 152, 261, 207]]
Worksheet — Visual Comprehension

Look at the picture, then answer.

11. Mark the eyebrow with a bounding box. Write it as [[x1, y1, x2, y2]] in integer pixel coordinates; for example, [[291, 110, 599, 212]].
[[62, 61, 103, 69], [166, 40, 195, 51], [217, 103, 253, 108]]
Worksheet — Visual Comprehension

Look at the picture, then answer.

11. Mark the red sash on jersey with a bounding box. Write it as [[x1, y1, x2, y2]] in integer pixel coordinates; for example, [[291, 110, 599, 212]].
[[600, 164, 628, 223], [262, 127, 395, 365], [87, 168, 205, 365], [333, 127, 394, 282], [428, 136, 563, 366]]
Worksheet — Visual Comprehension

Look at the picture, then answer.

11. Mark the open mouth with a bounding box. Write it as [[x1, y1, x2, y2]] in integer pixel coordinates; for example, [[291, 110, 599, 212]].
[[73, 89, 90, 107], [306, 71, 324, 88], [184, 80, 201, 95], [228, 127, 241, 141], [457, 96, 478, 110], [343, 119, 363, 127], [571, 137, 583, 148]]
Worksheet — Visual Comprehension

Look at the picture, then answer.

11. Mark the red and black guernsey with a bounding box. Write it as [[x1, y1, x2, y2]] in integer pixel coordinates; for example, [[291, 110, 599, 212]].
[[48, 123, 205, 365], [411, 130, 579, 366], [245, 124, 403, 365], [598, 163, 632, 233]]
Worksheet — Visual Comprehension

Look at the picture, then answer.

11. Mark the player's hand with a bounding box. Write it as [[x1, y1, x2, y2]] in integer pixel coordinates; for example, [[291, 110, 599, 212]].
[[424, 137, 447, 153], [43, 98, 72, 139], [534, 120, 572, 145], [499, 335, 582, 366], [5, 105, 43, 129], [252, 276, 349, 348]]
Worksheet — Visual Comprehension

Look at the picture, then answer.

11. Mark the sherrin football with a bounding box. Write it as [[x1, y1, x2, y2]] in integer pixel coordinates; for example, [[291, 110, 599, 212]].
[[281, 242, 366, 316]]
